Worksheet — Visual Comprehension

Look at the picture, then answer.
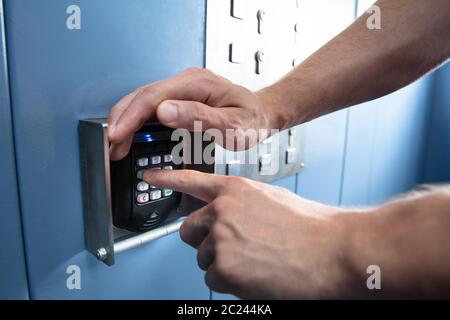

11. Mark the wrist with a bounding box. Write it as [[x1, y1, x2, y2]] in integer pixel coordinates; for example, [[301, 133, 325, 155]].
[[326, 210, 380, 298], [256, 86, 291, 131], [256, 74, 325, 131]]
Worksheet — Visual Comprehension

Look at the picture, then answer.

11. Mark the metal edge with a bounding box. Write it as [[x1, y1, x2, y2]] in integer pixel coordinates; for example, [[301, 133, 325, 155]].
[[79, 119, 115, 266]]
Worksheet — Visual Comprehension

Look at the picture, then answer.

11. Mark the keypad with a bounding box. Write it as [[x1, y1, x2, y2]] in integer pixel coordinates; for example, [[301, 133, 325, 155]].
[[137, 193, 150, 204], [136, 157, 149, 167], [134, 152, 179, 206], [163, 189, 173, 197], [149, 189, 162, 201], [151, 155, 161, 165], [137, 181, 149, 192], [163, 154, 173, 162], [136, 170, 146, 180]]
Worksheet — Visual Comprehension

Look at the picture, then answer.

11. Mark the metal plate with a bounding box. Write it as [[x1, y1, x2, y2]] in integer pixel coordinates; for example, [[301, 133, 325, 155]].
[[206, 0, 306, 183]]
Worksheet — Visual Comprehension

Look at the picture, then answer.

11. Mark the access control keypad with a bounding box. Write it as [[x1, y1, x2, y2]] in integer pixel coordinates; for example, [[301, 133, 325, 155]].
[[110, 123, 184, 232], [135, 153, 175, 206]]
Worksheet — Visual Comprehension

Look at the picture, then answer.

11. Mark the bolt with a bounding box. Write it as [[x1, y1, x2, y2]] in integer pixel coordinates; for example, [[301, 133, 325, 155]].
[[96, 247, 108, 261]]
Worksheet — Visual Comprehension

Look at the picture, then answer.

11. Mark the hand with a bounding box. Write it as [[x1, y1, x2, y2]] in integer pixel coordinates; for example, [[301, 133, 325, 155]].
[[107, 68, 273, 161], [143, 169, 355, 299]]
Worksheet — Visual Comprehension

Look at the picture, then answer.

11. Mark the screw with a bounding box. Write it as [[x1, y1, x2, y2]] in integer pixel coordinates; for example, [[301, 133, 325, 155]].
[[96, 247, 108, 261]]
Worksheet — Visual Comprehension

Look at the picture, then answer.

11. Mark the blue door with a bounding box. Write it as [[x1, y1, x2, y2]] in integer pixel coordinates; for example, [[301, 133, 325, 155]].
[[5, 0, 209, 299], [0, 0, 29, 299]]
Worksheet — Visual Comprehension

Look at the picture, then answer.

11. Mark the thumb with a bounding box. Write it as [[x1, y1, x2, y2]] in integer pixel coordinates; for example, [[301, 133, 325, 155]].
[[156, 100, 226, 131]]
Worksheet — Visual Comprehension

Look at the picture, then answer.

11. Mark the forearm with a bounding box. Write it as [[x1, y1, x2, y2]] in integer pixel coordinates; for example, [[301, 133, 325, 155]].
[[259, 0, 450, 130], [340, 186, 450, 298]]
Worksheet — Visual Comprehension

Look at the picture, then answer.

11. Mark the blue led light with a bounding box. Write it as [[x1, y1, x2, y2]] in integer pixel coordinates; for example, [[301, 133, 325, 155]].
[[134, 133, 155, 143]]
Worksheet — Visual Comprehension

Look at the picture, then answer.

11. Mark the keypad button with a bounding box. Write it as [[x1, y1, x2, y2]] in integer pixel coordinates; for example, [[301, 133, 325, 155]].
[[164, 154, 173, 162], [139, 167, 161, 180], [150, 190, 162, 201], [137, 193, 149, 204], [137, 181, 149, 192], [163, 165, 173, 170], [136, 157, 148, 167], [136, 170, 146, 180], [163, 189, 173, 197], [151, 156, 161, 165]]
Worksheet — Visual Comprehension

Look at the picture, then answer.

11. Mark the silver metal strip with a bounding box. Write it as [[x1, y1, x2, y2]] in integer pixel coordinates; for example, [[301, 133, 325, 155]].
[[113, 220, 184, 255]]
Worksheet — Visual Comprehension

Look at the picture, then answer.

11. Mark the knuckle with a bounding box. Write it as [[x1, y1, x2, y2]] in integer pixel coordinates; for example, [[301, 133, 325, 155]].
[[226, 176, 250, 188], [209, 224, 228, 242], [213, 249, 233, 279], [141, 84, 159, 96], [210, 197, 230, 217], [177, 171, 193, 186], [196, 69, 218, 86], [226, 113, 244, 130], [191, 101, 209, 122], [184, 67, 202, 75]]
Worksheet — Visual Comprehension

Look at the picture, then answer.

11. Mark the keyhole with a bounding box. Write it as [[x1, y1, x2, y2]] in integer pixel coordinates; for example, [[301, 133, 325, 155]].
[[257, 10, 266, 34], [255, 51, 264, 74], [294, 22, 300, 43]]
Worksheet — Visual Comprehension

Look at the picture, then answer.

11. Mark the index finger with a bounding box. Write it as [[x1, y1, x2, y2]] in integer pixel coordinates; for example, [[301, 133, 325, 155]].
[[107, 68, 213, 145], [143, 169, 226, 203]]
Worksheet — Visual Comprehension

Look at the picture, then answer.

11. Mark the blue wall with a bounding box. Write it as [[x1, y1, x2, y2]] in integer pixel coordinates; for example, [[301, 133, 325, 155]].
[[422, 63, 450, 183], [4, 0, 208, 299], [0, 0, 29, 300], [341, 77, 433, 206]]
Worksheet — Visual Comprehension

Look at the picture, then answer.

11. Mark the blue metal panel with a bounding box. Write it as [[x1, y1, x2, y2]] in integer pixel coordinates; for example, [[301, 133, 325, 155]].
[[0, 0, 29, 300], [422, 63, 450, 183], [341, 77, 433, 206], [367, 78, 431, 205], [296, 111, 349, 205], [5, 0, 208, 299], [339, 104, 377, 205], [341, 0, 435, 206]]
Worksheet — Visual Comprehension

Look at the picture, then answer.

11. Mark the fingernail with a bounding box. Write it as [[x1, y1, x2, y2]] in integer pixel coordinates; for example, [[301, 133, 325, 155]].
[[158, 102, 179, 123]]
